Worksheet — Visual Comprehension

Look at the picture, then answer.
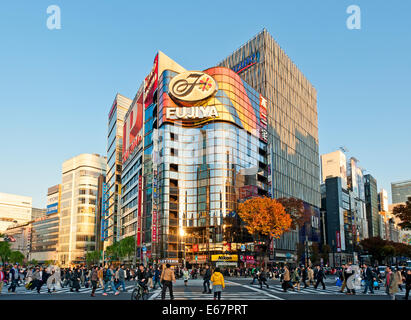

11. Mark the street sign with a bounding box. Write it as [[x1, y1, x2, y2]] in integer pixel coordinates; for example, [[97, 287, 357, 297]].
[[195, 255, 198, 261], [241, 244, 246, 252], [285, 252, 291, 259]]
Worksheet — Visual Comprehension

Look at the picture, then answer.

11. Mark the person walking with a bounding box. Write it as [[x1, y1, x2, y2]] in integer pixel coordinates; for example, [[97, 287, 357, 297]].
[[301, 266, 308, 288], [160, 264, 176, 300], [147, 265, 154, 289], [153, 265, 162, 290], [71, 268, 81, 292], [339, 264, 347, 293], [117, 265, 127, 292], [395, 267, 403, 292], [282, 265, 294, 292], [314, 266, 326, 290], [90, 266, 99, 297], [250, 267, 258, 285], [258, 267, 269, 289], [97, 266, 104, 289], [0, 266, 5, 294], [362, 264, 374, 294], [211, 267, 225, 300], [307, 266, 314, 287], [183, 267, 189, 287], [291, 267, 301, 291], [102, 265, 117, 296], [385, 266, 398, 300], [402, 268, 411, 300], [7, 264, 19, 293], [202, 264, 212, 293]]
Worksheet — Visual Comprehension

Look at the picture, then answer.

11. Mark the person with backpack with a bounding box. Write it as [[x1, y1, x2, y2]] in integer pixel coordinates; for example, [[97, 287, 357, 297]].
[[102, 265, 117, 296], [250, 267, 258, 285]]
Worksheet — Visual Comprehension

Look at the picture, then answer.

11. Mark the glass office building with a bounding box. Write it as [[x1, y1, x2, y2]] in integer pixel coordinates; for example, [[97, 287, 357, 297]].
[[391, 179, 411, 204], [105, 93, 131, 247], [57, 153, 106, 266]]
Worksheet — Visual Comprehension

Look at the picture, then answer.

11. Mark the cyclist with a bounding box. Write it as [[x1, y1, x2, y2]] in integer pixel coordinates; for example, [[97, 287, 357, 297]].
[[136, 264, 149, 294]]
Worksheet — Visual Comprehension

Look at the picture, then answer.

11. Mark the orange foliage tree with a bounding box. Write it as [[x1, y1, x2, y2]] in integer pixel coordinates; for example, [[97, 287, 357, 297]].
[[238, 197, 292, 239]]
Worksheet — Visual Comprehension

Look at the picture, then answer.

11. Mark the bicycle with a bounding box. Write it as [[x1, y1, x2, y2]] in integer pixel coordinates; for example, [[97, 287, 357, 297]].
[[131, 281, 149, 300]]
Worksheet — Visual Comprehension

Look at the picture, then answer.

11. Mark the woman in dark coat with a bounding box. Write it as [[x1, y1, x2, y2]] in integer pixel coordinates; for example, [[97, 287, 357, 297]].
[[70, 268, 81, 292]]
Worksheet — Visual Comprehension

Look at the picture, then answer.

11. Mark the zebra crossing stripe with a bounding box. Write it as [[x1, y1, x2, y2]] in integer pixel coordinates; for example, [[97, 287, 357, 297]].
[[225, 281, 284, 300]]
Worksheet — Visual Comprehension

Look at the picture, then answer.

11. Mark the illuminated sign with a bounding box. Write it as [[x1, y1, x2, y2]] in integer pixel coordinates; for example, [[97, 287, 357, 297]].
[[166, 105, 218, 120], [169, 71, 217, 104], [211, 254, 238, 262], [231, 51, 260, 74]]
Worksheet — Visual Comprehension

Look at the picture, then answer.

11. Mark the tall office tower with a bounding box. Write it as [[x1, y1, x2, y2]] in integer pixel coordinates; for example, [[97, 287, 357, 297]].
[[391, 179, 411, 204], [0, 192, 32, 232], [347, 157, 368, 241], [321, 150, 347, 189], [364, 174, 379, 238], [378, 188, 389, 212], [57, 154, 106, 266], [218, 29, 321, 261], [105, 93, 132, 247], [219, 29, 320, 207], [321, 177, 354, 264]]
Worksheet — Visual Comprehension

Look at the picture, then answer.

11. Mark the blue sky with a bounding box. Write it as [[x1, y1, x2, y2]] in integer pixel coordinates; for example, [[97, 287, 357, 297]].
[[0, 0, 410, 207]]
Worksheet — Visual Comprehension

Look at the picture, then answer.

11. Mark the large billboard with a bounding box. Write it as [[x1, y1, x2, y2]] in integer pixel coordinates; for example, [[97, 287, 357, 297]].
[[122, 86, 144, 163], [159, 66, 267, 139]]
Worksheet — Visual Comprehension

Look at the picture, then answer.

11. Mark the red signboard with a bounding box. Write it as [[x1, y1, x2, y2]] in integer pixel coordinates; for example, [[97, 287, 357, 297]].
[[192, 244, 199, 253], [144, 54, 158, 109], [152, 210, 157, 243], [122, 89, 144, 163]]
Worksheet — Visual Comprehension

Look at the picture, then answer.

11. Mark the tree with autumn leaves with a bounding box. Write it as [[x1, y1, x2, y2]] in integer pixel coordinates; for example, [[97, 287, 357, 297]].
[[238, 197, 292, 240], [238, 196, 294, 265]]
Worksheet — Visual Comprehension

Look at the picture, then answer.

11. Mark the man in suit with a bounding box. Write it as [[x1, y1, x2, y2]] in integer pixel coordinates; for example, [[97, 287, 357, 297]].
[[314, 266, 326, 290], [362, 264, 374, 294]]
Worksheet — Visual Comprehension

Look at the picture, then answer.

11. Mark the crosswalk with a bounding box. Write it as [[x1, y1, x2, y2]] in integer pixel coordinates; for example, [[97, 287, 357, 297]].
[[245, 282, 407, 297], [149, 289, 273, 300], [0, 283, 135, 296]]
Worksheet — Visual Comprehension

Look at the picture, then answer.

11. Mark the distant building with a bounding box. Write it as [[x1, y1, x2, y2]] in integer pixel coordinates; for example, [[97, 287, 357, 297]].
[[29, 212, 59, 263], [31, 208, 46, 220], [57, 154, 106, 266], [391, 179, 411, 204], [321, 150, 347, 189], [5, 221, 32, 259], [0, 192, 32, 232], [364, 174, 379, 238]]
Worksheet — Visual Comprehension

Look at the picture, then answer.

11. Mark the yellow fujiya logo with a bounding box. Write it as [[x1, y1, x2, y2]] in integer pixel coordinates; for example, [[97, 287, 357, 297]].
[[169, 71, 218, 103]]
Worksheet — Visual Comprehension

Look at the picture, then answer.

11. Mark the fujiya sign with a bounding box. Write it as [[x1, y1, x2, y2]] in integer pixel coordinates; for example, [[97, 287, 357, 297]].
[[169, 71, 218, 103], [166, 105, 218, 120]]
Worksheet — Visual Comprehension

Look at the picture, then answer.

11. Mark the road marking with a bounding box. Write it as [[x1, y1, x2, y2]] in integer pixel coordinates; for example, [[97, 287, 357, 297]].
[[226, 280, 284, 300], [148, 289, 162, 300]]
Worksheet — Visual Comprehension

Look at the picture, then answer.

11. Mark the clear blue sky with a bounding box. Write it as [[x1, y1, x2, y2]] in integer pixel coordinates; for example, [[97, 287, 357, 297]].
[[0, 0, 410, 207]]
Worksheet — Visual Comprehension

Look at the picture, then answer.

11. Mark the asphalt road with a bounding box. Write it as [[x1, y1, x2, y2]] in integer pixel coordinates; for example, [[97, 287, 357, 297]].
[[0, 277, 408, 300]]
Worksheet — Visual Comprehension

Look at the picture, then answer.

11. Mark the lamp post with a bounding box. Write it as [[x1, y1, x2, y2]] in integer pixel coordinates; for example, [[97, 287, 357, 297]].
[[179, 228, 186, 268]]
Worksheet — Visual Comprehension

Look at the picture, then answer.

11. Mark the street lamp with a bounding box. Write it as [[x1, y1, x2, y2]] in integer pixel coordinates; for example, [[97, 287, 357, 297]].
[[179, 228, 186, 268]]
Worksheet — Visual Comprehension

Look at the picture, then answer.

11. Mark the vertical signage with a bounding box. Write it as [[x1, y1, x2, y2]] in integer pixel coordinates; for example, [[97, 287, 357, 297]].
[[336, 230, 341, 252], [137, 175, 142, 247]]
